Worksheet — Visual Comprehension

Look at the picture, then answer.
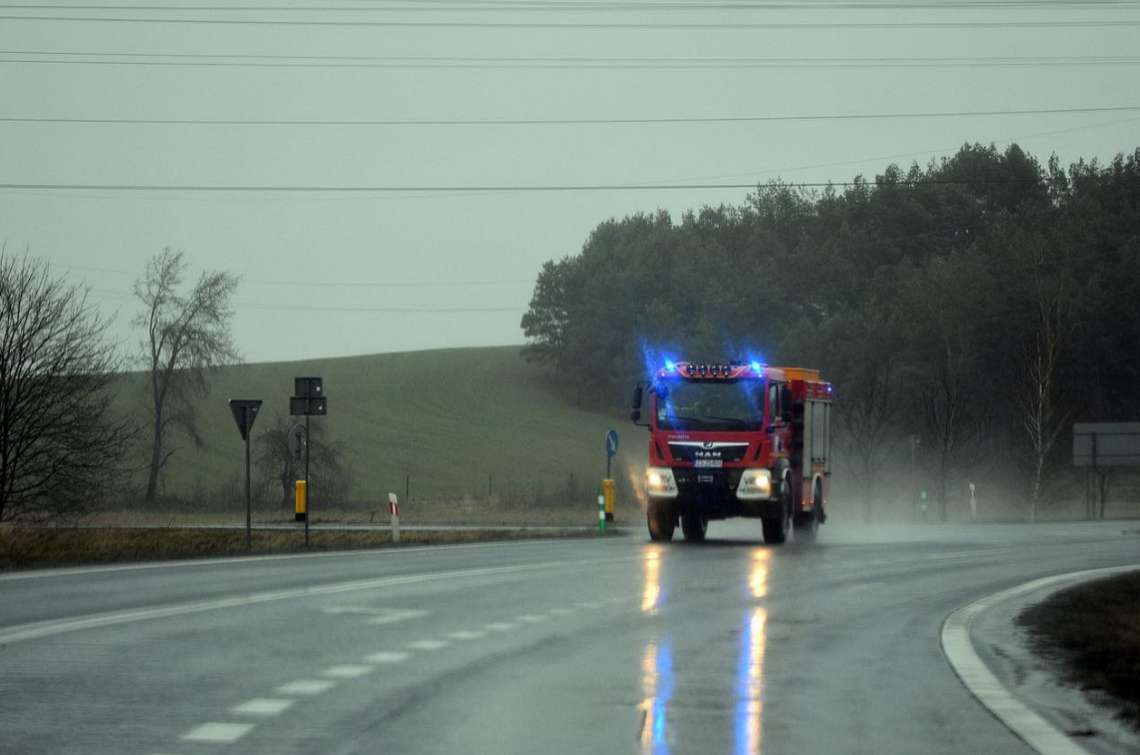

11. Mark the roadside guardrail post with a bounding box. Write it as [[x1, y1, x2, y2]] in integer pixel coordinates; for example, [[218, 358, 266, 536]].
[[389, 493, 401, 544]]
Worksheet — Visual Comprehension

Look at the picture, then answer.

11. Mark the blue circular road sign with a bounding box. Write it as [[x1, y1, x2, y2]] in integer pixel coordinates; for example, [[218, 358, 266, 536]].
[[605, 428, 619, 457]]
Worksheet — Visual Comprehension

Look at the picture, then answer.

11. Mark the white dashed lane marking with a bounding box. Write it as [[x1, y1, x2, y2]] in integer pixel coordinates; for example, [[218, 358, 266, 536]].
[[484, 622, 518, 632], [277, 680, 336, 695], [232, 698, 296, 716], [364, 650, 411, 664], [322, 664, 374, 679], [181, 723, 256, 743], [366, 609, 430, 626], [448, 630, 486, 640], [163, 594, 638, 755]]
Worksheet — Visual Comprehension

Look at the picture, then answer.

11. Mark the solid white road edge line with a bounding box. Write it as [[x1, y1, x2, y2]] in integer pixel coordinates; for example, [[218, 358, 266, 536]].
[[0, 555, 638, 645], [940, 564, 1139, 755], [0, 536, 581, 582]]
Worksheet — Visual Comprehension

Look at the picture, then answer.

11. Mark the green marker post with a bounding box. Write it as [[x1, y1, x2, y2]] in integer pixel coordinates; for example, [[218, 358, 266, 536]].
[[597, 488, 606, 533]]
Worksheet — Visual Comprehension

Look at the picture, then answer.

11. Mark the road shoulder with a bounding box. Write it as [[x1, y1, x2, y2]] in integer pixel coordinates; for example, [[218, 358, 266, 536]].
[[943, 566, 1140, 755]]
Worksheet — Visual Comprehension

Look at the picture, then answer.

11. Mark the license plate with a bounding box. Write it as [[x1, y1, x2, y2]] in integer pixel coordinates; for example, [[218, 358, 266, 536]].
[[694, 459, 722, 469]]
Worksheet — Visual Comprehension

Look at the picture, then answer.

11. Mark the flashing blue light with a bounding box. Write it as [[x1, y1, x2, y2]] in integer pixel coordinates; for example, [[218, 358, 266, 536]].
[[665, 360, 676, 372], [827, 385, 834, 394], [750, 361, 762, 373]]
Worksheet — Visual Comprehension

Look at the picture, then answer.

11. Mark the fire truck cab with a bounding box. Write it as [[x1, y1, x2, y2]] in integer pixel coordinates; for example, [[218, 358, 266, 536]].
[[630, 360, 832, 544]]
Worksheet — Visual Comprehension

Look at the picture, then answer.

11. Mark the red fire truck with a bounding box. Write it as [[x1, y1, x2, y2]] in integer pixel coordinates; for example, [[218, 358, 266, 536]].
[[630, 360, 833, 543]]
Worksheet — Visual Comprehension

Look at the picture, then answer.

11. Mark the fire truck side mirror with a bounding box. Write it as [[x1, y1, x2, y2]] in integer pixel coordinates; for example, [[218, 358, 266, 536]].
[[631, 382, 650, 427], [780, 386, 794, 422]]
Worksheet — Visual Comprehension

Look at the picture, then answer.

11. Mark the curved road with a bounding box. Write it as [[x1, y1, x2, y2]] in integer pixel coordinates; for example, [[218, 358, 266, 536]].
[[1, 520, 1136, 755]]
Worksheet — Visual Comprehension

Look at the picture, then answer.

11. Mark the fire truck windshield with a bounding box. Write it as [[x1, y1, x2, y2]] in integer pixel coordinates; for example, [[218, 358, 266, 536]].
[[655, 379, 764, 431]]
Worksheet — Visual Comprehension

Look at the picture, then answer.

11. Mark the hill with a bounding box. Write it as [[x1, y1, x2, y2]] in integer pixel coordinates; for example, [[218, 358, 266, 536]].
[[115, 346, 640, 511]]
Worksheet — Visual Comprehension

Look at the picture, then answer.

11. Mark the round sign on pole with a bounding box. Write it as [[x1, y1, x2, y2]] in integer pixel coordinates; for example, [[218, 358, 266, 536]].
[[288, 423, 307, 461], [605, 428, 619, 457]]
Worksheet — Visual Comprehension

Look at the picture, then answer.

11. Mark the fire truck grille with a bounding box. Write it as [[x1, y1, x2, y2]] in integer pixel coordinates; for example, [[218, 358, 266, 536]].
[[668, 442, 749, 464]]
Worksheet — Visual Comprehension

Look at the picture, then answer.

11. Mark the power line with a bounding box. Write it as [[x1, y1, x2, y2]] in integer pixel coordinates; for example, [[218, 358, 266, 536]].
[[4, 50, 1140, 71], [4, 105, 1138, 127], [3, 13, 1139, 29], [87, 288, 525, 314], [5, 177, 1133, 194], [8, 2, 1139, 9], [51, 261, 532, 288], [6, 1, 1140, 11]]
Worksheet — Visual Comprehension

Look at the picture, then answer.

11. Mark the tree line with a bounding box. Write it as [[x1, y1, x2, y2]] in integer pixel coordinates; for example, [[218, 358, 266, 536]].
[[521, 143, 1140, 519]]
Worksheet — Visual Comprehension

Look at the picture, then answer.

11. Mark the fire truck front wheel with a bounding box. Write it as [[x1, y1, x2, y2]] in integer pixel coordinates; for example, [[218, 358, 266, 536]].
[[680, 513, 708, 542], [762, 476, 792, 545], [647, 499, 675, 542]]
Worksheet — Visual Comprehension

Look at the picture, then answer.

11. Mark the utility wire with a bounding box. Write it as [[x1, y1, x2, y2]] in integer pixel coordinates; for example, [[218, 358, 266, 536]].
[[4, 52, 1140, 70], [3, 14, 1140, 29], [54, 261, 533, 288], [9, 2, 1140, 9], [5, 177, 1134, 194], [4, 105, 1139, 127]]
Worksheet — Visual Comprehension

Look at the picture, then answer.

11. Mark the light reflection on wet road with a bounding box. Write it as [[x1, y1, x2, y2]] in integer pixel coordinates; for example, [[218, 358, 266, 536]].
[[2, 522, 1137, 755]]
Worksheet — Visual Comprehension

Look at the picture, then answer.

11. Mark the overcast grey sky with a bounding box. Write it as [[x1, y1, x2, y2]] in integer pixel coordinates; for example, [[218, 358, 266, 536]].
[[2, 1, 1138, 364]]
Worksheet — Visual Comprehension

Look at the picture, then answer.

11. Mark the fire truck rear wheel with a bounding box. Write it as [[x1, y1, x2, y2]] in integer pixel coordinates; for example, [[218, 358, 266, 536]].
[[793, 483, 821, 543], [680, 513, 708, 542], [647, 500, 675, 542], [762, 476, 792, 545]]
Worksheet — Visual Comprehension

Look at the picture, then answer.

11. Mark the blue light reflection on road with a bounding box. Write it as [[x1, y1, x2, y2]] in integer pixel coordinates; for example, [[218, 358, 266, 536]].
[[734, 608, 767, 755], [639, 639, 674, 755], [735, 548, 770, 755], [639, 545, 671, 753]]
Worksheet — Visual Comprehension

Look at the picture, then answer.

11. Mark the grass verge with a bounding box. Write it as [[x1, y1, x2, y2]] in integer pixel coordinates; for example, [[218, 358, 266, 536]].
[[0, 526, 599, 572], [1018, 571, 1140, 730]]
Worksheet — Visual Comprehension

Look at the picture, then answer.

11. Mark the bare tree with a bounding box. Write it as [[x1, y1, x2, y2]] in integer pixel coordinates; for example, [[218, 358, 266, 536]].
[[1017, 269, 1074, 522], [134, 248, 240, 501], [0, 251, 133, 523]]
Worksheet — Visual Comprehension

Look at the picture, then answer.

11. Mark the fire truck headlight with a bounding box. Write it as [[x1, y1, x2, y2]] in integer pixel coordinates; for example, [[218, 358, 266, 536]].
[[737, 469, 773, 500], [646, 467, 678, 498]]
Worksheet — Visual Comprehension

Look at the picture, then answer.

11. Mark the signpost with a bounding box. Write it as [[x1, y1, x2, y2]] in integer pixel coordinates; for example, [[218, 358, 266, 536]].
[[291, 377, 328, 547], [1073, 422, 1140, 519], [605, 428, 619, 477], [228, 399, 262, 552], [602, 429, 618, 524]]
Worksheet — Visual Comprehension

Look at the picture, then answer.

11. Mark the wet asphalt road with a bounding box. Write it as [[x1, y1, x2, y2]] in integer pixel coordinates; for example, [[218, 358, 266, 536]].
[[1, 520, 1137, 755]]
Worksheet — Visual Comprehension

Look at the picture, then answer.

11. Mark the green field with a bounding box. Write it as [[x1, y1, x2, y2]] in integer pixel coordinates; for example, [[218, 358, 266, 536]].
[[114, 346, 643, 512]]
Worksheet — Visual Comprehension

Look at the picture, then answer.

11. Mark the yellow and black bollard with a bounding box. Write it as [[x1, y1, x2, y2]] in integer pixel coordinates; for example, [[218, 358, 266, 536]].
[[602, 478, 615, 523], [294, 480, 307, 522]]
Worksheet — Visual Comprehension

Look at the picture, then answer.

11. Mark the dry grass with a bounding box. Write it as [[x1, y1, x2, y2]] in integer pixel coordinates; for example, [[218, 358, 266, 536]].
[[1019, 571, 1140, 730], [0, 526, 602, 572], [85, 497, 641, 528]]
